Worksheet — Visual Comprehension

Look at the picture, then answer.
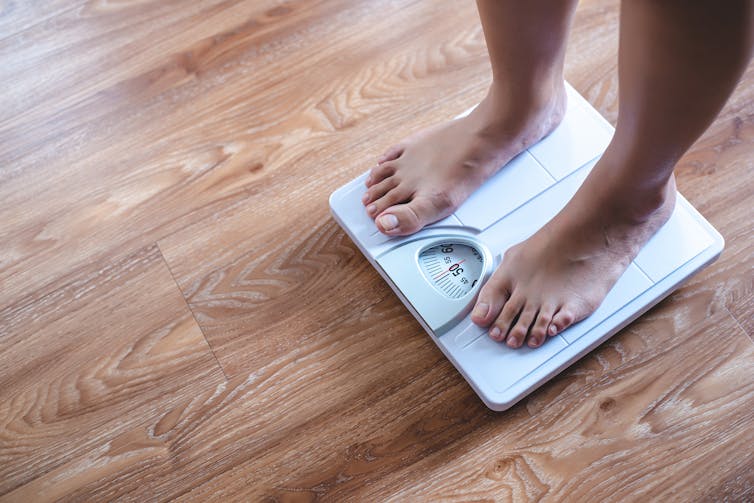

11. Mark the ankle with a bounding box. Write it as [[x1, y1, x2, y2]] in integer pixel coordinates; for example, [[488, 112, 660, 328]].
[[611, 177, 676, 225], [479, 78, 565, 135], [491, 74, 563, 108], [590, 146, 678, 224]]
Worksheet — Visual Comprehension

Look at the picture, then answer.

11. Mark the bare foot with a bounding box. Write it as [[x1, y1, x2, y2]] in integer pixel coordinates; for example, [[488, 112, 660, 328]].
[[363, 83, 566, 235], [470, 160, 677, 349]]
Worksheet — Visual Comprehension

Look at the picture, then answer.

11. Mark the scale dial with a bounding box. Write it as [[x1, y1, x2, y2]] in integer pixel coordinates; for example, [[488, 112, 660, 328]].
[[418, 242, 485, 299]]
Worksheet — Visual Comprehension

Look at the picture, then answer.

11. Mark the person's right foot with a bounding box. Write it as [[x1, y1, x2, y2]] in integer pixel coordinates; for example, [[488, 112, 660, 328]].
[[470, 163, 677, 349], [362, 82, 567, 235]]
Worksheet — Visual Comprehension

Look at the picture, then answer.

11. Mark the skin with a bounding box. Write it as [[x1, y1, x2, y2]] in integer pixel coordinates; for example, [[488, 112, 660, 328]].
[[362, 0, 576, 233], [364, 0, 754, 348]]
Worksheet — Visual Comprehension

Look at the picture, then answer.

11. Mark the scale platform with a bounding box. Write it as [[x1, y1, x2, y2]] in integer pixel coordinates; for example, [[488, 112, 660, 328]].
[[329, 83, 723, 411]]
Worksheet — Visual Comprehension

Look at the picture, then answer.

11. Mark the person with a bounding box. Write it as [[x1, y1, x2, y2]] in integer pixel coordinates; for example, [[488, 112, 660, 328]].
[[361, 1, 753, 349]]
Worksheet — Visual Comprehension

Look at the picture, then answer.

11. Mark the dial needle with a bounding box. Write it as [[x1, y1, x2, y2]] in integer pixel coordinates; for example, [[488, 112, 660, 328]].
[[433, 259, 465, 281]]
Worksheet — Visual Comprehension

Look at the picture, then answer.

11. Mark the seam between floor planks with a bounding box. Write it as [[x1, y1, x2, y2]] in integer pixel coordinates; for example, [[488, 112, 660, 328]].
[[157, 241, 230, 381]]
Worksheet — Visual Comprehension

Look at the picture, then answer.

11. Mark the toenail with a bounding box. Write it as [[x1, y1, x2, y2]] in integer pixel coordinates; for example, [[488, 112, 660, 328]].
[[508, 337, 519, 347], [379, 214, 398, 230], [472, 302, 489, 319], [362, 193, 369, 204], [367, 204, 377, 215], [489, 326, 501, 339], [529, 338, 540, 348], [549, 325, 558, 335], [365, 176, 371, 186]]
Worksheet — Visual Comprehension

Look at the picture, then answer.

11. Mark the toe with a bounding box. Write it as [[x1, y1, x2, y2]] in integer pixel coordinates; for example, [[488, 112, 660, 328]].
[[528, 304, 555, 348], [366, 185, 412, 219], [507, 305, 537, 349], [363, 177, 398, 208], [489, 294, 524, 343], [377, 144, 405, 164], [375, 194, 450, 235], [366, 162, 397, 187], [549, 308, 576, 336], [471, 271, 511, 327]]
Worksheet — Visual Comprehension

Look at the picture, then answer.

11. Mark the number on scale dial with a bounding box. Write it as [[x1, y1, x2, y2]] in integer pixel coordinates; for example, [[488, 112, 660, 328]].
[[418, 243, 484, 299]]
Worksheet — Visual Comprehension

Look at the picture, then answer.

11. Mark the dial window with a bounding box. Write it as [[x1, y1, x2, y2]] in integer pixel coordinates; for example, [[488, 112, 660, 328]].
[[418, 243, 484, 299]]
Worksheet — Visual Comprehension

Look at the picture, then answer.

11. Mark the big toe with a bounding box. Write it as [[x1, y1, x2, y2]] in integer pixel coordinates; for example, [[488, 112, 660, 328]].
[[375, 195, 449, 236], [471, 271, 511, 327]]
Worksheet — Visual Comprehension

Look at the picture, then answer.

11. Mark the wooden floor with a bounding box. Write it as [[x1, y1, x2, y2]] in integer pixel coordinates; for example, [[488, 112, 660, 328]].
[[1, 1, 753, 501]]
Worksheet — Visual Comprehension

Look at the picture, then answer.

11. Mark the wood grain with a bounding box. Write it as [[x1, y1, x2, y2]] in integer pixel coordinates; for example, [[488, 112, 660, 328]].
[[1, 0, 753, 501], [0, 244, 225, 498]]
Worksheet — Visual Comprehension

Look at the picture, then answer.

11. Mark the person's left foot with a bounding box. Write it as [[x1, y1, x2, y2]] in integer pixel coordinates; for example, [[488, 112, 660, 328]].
[[470, 161, 676, 348], [362, 82, 566, 235]]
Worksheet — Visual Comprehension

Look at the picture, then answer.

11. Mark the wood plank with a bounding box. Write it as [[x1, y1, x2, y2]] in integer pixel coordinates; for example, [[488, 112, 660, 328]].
[[0, 1, 81, 42], [728, 293, 754, 340], [155, 1, 490, 376], [0, 244, 225, 496], [7, 270, 748, 501], [3, 0, 468, 304], [1, 0, 276, 129], [2, 287, 447, 500], [177, 290, 754, 501], [674, 66, 754, 340]]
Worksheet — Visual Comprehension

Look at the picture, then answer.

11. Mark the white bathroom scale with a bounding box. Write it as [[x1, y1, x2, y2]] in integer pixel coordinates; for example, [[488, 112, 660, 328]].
[[329, 83, 724, 411]]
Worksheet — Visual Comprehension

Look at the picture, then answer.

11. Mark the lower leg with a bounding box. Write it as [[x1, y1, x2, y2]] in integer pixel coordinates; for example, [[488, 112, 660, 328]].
[[477, 0, 577, 103], [363, 0, 577, 235], [603, 0, 754, 215], [472, 0, 754, 348]]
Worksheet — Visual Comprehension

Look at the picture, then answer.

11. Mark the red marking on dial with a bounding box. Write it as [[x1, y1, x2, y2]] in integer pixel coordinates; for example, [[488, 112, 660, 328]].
[[433, 259, 465, 281]]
